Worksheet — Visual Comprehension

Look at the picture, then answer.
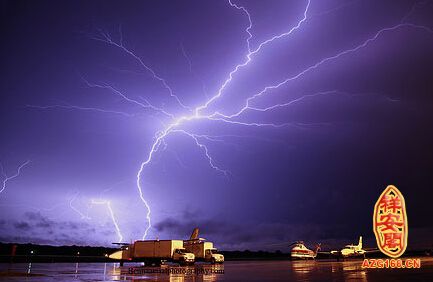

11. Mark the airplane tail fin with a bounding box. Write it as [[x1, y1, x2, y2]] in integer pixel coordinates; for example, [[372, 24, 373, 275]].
[[358, 236, 363, 249], [190, 228, 199, 240]]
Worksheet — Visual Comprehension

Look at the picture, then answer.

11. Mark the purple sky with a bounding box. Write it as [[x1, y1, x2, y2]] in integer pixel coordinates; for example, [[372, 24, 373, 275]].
[[1, 0, 433, 251]]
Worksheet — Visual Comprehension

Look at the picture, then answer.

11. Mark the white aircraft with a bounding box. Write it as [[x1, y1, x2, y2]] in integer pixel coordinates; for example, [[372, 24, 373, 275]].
[[330, 236, 377, 258]]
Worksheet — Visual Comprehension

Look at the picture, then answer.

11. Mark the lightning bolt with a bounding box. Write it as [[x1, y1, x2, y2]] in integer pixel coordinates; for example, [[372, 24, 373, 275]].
[[26, 104, 134, 118], [195, 0, 311, 116], [80, 78, 175, 118], [180, 42, 209, 100], [128, 0, 313, 239], [69, 192, 92, 220], [171, 129, 229, 176], [89, 27, 192, 112], [31, 0, 433, 242], [214, 23, 433, 120], [91, 199, 123, 243], [0, 160, 30, 195], [68, 183, 126, 242], [241, 90, 395, 113], [228, 0, 253, 53]]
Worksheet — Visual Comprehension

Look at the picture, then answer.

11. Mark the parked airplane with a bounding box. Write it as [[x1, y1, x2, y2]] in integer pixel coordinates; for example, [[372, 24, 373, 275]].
[[330, 236, 378, 258]]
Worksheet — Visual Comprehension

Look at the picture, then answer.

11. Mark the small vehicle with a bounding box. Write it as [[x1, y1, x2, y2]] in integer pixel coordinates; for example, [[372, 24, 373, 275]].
[[184, 228, 224, 263]]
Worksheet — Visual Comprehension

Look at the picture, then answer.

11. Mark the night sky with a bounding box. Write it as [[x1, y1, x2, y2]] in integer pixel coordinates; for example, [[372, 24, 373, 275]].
[[1, 0, 433, 251]]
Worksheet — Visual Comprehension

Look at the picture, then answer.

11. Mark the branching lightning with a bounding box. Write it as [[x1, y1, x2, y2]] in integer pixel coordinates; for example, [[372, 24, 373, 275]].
[[171, 129, 229, 177], [29, 0, 433, 242], [0, 160, 30, 195], [213, 23, 433, 120], [69, 192, 92, 220], [26, 104, 134, 118], [89, 28, 192, 112], [91, 199, 123, 242], [195, 0, 311, 116], [80, 78, 175, 118], [68, 183, 127, 242]]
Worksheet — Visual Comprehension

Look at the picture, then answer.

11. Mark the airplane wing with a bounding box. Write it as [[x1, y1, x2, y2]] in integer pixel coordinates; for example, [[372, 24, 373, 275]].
[[317, 250, 340, 255], [364, 248, 380, 253]]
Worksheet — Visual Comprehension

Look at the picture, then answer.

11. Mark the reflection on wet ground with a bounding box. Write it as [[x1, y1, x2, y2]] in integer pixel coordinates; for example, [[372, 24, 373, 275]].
[[0, 258, 432, 281]]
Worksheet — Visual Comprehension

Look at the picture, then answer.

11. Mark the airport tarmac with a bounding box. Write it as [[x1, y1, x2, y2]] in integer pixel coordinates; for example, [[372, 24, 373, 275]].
[[1, 258, 432, 281]]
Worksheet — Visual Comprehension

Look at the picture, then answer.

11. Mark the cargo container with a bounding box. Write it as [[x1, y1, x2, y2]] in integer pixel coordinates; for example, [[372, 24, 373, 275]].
[[109, 240, 195, 266]]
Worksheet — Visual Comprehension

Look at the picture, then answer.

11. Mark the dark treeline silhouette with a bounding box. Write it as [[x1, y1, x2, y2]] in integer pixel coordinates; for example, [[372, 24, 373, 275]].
[[0, 242, 116, 263], [0, 242, 431, 263]]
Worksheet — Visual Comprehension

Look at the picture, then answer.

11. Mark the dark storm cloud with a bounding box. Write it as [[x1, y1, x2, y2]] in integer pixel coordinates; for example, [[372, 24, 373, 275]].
[[1, 211, 112, 246], [154, 217, 182, 232], [13, 222, 31, 231], [155, 215, 335, 250], [154, 214, 227, 236], [25, 211, 53, 229], [22, 211, 93, 232], [25, 211, 44, 221], [154, 211, 355, 250]]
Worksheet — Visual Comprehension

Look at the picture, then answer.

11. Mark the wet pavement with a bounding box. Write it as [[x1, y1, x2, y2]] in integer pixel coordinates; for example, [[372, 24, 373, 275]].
[[1, 257, 432, 281]]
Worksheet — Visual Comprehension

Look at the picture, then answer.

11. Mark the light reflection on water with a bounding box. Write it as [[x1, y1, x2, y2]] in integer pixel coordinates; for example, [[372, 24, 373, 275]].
[[27, 262, 32, 274], [291, 260, 368, 281], [341, 262, 367, 281], [111, 263, 224, 282], [1, 258, 432, 281]]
